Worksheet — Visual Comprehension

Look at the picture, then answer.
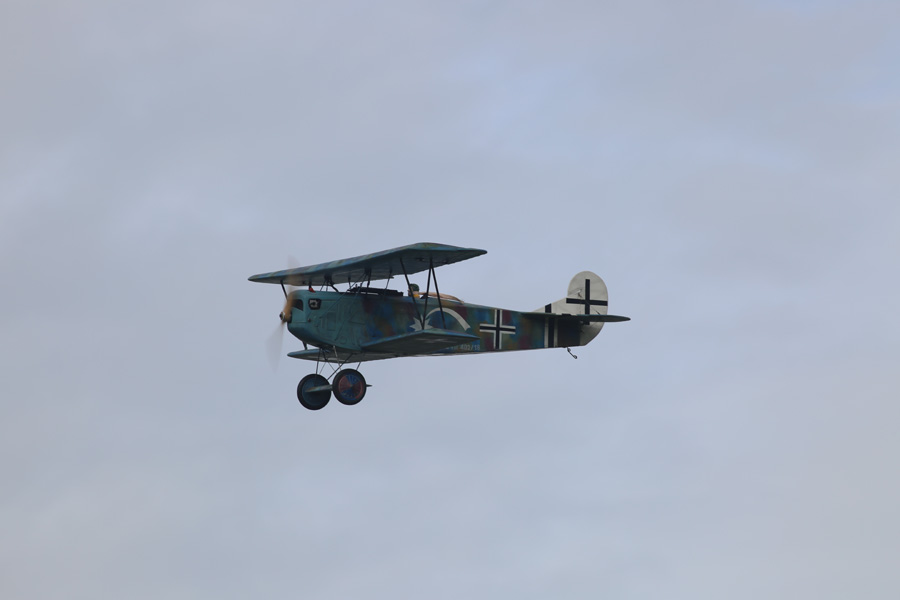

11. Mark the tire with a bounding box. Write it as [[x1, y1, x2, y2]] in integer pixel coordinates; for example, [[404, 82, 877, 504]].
[[332, 369, 367, 406], [297, 374, 331, 410]]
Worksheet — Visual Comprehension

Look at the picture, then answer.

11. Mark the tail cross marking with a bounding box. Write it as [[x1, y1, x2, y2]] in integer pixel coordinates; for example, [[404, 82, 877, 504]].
[[565, 278, 608, 314]]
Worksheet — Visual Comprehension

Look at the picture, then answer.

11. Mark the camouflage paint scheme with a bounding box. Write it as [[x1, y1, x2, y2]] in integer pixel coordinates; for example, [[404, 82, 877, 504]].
[[248, 242, 487, 287], [284, 288, 589, 363], [249, 242, 628, 364]]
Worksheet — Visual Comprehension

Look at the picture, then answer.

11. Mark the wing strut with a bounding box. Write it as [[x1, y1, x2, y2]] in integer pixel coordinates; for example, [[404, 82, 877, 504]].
[[422, 260, 432, 325], [429, 258, 447, 329], [399, 257, 448, 331], [419, 259, 448, 330]]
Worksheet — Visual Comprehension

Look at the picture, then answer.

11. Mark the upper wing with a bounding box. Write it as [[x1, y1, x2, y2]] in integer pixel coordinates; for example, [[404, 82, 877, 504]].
[[248, 242, 487, 286]]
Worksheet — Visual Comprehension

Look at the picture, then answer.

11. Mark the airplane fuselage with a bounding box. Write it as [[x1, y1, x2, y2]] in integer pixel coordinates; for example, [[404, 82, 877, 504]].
[[286, 288, 591, 360]]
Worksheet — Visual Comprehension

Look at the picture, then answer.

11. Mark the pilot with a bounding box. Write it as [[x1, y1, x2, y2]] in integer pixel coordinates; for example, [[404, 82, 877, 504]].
[[408, 283, 462, 303]]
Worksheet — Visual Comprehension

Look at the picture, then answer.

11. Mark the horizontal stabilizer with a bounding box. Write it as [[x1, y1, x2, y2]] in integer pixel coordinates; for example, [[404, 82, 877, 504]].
[[523, 312, 631, 323], [362, 328, 479, 354]]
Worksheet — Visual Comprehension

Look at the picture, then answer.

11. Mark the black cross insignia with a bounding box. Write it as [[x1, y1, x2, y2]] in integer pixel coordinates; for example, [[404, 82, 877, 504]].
[[565, 278, 608, 314], [480, 309, 516, 349]]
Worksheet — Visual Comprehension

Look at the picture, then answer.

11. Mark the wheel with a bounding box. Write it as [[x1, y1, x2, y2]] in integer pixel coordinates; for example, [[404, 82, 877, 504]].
[[332, 369, 367, 405], [297, 374, 331, 410]]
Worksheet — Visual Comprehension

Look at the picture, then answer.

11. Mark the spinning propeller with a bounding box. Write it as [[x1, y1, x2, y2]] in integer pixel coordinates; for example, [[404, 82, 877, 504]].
[[266, 256, 300, 371]]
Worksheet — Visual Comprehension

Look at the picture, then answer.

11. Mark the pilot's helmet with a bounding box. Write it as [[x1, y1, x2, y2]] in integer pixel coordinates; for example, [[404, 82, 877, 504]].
[[409, 283, 420, 298]]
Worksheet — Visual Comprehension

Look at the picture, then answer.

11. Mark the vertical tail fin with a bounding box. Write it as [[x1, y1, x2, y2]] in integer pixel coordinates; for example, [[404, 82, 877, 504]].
[[538, 271, 610, 346], [543, 271, 609, 316]]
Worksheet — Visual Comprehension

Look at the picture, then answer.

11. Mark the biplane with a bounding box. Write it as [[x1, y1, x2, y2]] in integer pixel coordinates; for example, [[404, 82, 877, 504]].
[[249, 242, 629, 410]]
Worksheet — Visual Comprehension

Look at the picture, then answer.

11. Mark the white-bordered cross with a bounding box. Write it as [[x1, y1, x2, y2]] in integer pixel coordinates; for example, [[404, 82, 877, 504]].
[[480, 309, 516, 350]]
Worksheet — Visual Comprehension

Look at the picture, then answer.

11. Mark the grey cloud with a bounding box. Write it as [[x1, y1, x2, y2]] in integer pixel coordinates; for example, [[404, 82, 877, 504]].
[[2, 1, 898, 599]]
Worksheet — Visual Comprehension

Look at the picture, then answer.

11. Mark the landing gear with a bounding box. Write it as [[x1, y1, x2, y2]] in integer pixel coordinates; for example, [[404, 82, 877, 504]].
[[296, 369, 369, 410], [332, 369, 367, 405], [297, 374, 331, 410]]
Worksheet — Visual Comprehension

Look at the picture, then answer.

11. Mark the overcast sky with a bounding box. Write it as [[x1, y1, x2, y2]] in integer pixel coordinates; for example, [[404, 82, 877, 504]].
[[2, 1, 899, 598]]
